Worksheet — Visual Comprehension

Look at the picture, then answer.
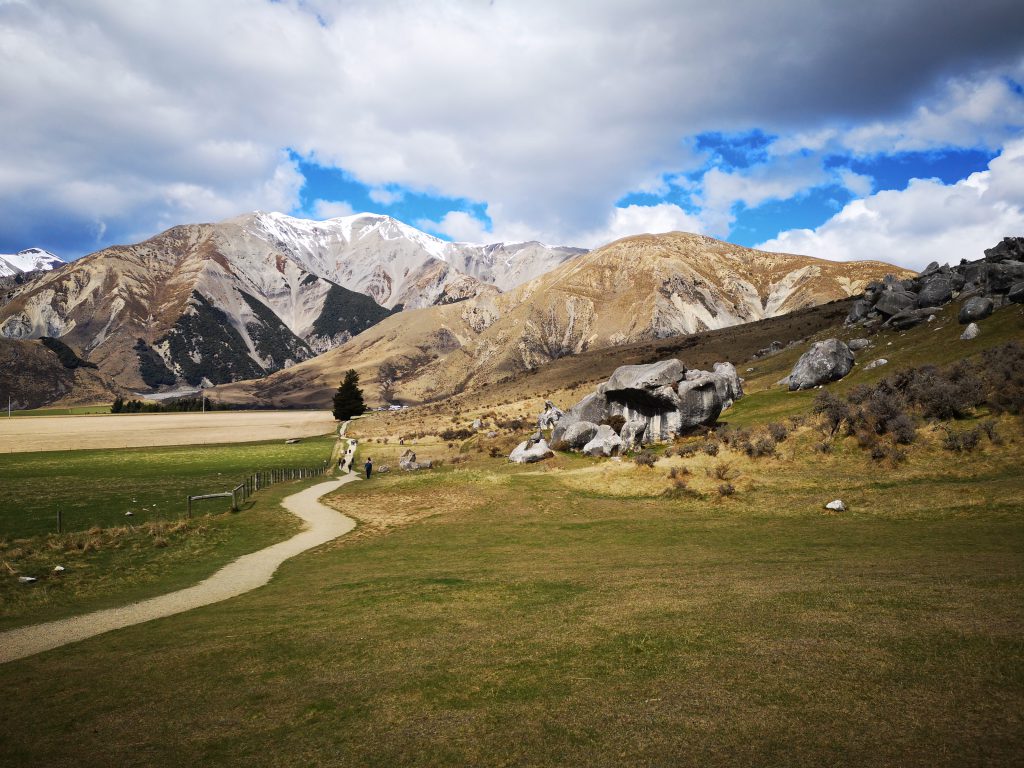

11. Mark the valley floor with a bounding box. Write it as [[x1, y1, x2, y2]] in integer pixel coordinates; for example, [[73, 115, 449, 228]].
[[0, 409, 336, 453], [1, 412, 1021, 767]]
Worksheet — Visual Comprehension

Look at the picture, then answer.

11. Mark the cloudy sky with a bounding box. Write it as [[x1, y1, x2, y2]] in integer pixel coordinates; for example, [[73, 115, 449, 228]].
[[2, 0, 1024, 269]]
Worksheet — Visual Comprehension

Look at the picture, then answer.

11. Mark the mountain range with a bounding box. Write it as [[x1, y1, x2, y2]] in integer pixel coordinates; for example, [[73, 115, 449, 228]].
[[212, 230, 914, 408], [0, 213, 584, 392]]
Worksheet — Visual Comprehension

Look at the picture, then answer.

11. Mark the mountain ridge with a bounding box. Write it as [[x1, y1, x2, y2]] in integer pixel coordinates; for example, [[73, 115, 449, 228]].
[[212, 230, 915, 408]]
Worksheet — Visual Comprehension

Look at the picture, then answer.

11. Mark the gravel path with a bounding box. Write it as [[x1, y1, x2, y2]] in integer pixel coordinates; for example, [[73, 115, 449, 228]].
[[0, 464, 359, 665]]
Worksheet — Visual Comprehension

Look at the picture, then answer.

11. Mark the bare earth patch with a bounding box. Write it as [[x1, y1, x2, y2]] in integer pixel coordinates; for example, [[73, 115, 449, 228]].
[[0, 410, 336, 453]]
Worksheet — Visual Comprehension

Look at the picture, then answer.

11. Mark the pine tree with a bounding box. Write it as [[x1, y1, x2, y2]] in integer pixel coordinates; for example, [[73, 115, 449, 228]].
[[332, 369, 366, 421]]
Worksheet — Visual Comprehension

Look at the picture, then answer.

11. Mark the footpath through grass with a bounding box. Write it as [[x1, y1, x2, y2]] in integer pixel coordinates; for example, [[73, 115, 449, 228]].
[[0, 435, 336, 537], [1, 419, 1021, 766]]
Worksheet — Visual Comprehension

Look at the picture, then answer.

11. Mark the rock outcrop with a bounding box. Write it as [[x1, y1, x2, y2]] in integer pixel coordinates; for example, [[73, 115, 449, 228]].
[[399, 449, 433, 471], [536, 400, 564, 430], [553, 358, 742, 451], [845, 236, 1023, 332], [787, 339, 855, 391]]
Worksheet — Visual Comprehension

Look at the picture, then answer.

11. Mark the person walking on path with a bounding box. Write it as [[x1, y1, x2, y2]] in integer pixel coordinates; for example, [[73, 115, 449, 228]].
[[364, 457, 372, 480]]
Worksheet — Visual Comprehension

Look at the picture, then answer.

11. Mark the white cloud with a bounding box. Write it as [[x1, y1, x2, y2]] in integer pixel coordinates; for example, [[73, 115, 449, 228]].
[[757, 141, 1024, 270], [835, 168, 874, 198], [695, 156, 829, 236], [417, 211, 492, 243], [576, 203, 706, 248], [368, 187, 405, 206], [1, 0, 1023, 255], [312, 199, 355, 220]]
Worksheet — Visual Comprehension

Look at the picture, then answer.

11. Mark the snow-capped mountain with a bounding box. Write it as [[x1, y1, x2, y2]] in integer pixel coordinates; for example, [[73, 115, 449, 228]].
[[0, 213, 585, 393], [0, 248, 64, 277], [233, 212, 586, 308]]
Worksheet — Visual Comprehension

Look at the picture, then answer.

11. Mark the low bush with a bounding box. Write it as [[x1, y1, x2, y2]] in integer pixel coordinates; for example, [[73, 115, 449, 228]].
[[718, 482, 736, 497], [634, 450, 657, 468]]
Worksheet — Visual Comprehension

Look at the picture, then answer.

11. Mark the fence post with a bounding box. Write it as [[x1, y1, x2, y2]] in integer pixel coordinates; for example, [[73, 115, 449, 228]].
[[57, 508, 62, 534], [187, 496, 192, 519]]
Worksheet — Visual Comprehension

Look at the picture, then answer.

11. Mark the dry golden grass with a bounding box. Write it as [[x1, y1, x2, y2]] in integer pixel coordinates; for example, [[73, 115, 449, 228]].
[[0, 409, 336, 453]]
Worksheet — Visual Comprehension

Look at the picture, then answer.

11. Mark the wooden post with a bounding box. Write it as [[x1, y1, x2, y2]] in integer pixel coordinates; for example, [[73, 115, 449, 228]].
[[187, 496, 192, 519], [57, 508, 62, 534]]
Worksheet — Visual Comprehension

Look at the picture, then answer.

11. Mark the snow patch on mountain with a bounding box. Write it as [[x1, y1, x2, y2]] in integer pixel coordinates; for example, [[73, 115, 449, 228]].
[[0, 248, 64, 277]]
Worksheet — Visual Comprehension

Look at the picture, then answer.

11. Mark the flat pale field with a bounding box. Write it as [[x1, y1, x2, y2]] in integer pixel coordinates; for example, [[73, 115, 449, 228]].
[[0, 409, 336, 453]]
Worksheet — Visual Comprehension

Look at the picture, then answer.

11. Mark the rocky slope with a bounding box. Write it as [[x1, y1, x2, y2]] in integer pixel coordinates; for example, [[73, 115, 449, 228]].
[[0, 213, 584, 394], [213, 232, 914, 408], [0, 338, 116, 409]]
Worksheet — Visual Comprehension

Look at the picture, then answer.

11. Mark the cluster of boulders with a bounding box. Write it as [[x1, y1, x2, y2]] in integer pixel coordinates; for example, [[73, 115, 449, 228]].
[[508, 358, 743, 462], [399, 449, 432, 471], [845, 236, 1024, 330]]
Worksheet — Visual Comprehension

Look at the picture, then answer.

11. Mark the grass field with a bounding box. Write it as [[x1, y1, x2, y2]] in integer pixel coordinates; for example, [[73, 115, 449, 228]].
[[0, 409, 336, 452], [1, 408, 1021, 765], [0, 435, 336, 537], [6, 404, 111, 417], [0, 477, 308, 632]]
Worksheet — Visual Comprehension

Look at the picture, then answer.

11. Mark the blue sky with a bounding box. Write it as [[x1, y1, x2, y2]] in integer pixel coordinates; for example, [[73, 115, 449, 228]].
[[2, 1, 1024, 269]]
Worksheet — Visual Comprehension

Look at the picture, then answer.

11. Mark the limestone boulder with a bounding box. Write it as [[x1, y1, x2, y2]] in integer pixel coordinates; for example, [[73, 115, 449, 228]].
[[509, 438, 554, 464], [917, 276, 952, 307], [960, 322, 980, 340], [847, 338, 871, 352], [787, 339, 855, 391], [984, 236, 1024, 263], [845, 299, 872, 324], [582, 425, 623, 457], [536, 400, 564, 430], [605, 359, 685, 394], [620, 419, 647, 449], [399, 449, 432, 471], [958, 296, 994, 324], [552, 420, 599, 451], [1008, 282, 1024, 304], [677, 376, 723, 427], [874, 290, 918, 317]]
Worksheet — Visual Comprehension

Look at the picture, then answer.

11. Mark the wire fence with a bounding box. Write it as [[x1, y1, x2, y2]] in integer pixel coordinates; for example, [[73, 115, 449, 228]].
[[186, 464, 332, 518]]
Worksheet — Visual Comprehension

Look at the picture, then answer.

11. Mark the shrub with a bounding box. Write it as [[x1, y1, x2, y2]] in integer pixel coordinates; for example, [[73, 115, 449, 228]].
[[981, 420, 1003, 445], [667, 466, 690, 480], [889, 413, 917, 445], [813, 391, 850, 436], [766, 422, 789, 442], [488, 446, 502, 458], [746, 435, 776, 458], [712, 461, 734, 481], [702, 442, 719, 457], [943, 427, 982, 452], [440, 428, 474, 441], [718, 482, 736, 497], [816, 440, 833, 454], [634, 450, 657, 468]]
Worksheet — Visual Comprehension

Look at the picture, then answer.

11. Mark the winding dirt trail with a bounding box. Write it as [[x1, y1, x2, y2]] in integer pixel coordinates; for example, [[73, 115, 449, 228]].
[[0, 465, 359, 665]]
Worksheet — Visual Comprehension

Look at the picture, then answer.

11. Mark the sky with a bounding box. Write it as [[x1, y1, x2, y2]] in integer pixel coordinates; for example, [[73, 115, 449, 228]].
[[1, 0, 1024, 270]]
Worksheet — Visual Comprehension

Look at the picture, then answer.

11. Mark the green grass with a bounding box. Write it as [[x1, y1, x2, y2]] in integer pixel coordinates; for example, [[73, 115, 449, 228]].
[[6, 404, 111, 417], [1, 417, 1021, 766], [0, 435, 336, 537], [0, 478, 308, 631]]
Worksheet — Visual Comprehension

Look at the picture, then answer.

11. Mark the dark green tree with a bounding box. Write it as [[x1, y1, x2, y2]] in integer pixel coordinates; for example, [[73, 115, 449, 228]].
[[333, 369, 366, 421]]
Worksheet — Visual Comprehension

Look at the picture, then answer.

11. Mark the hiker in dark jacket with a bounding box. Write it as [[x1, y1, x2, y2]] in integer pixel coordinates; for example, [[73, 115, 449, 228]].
[[364, 457, 372, 480]]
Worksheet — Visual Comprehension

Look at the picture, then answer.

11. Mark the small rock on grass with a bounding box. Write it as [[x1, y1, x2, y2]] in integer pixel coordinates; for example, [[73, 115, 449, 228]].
[[18, 576, 37, 584], [825, 499, 846, 512], [960, 322, 980, 340]]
